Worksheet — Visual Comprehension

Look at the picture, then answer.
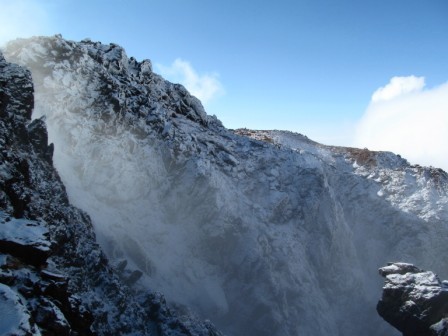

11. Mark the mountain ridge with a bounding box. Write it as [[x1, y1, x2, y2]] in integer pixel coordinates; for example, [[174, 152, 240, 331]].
[[2, 35, 448, 335]]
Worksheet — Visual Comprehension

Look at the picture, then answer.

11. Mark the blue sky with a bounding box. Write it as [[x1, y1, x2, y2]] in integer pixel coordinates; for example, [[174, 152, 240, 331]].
[[1, 0, 448, 169]]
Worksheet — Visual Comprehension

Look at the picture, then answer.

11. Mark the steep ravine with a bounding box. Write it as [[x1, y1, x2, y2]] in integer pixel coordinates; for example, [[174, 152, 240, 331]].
[[3, 35, 448, 336]]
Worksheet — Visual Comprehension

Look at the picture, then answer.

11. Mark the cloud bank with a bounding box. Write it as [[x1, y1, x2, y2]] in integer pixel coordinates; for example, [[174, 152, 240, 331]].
[[0, 0, 50, 47], [157, 59, 224, 106], [355, 76, 448, 172]]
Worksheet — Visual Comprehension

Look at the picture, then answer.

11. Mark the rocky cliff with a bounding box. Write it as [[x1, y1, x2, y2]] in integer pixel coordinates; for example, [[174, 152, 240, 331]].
[[0, 51, 222, 335], [2, 35, 448, 336]]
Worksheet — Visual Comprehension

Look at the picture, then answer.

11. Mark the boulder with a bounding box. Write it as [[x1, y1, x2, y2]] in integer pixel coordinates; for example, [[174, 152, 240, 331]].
[[377, 262, 448, 336]]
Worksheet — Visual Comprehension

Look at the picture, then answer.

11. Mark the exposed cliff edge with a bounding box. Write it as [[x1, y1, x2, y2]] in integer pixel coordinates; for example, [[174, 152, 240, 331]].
[[0, 51, 222, 335], [377, 263, 448, 336], [2, 35, 448, 336]]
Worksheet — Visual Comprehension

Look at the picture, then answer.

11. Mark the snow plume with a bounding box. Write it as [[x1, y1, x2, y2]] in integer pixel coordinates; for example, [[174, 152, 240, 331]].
[[157, 58, 224, 106], [0, 0, 50, 47], [355, 76, 448, 172], [4, 37, 229, 316]]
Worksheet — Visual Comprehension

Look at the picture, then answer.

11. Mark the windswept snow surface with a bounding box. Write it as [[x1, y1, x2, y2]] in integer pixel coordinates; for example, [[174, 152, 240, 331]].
[[5, 36, 448, 336]]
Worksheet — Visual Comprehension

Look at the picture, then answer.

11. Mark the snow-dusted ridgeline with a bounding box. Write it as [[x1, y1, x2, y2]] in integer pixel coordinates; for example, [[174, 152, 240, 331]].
[[4, 35, 448, 336]]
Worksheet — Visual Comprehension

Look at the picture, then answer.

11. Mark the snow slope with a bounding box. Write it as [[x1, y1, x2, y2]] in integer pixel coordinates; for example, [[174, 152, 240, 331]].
[[4, 35, 448, 336]]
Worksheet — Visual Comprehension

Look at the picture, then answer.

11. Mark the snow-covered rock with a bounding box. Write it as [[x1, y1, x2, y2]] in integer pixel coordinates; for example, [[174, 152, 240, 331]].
[[377, 262, 448, 336], [0, 283, 40, 336], [0, 50, 223, 335], [2, 35, 448, 336], [0, 212, 51, 266]]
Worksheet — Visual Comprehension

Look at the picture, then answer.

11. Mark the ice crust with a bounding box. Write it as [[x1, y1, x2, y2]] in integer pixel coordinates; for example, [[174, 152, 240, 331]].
[[4, 35, 448, 336]]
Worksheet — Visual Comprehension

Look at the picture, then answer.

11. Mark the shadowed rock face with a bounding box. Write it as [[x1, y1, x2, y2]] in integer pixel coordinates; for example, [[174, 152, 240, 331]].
[[377, 262, 448, 336]]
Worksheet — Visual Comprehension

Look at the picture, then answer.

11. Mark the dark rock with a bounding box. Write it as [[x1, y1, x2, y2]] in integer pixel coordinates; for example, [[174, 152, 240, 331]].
[[40, 269, 68, 282], [378, 262, 422, 276], [0, 216, 51, 266], [0, 239, 49, 267], [115, 259, 127, 273], [377, 262, 448, 336], [27, 117, 54, 163], [124, 269, 143, 286], [32, 297, 71, 336], [0, 52, 34, 122]]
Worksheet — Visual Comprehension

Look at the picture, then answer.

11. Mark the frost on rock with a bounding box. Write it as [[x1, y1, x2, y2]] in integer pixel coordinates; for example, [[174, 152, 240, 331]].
[[0, 212, 51, 266], [377, 262, 448, 336], [3, 35, 448, 336], [0, 49, 223, 336]]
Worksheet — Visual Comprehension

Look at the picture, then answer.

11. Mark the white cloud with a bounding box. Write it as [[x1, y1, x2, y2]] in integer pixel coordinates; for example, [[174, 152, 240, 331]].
[[354, 76, 448, 171], [156, 59, 224, 106], [371, 76, 425, 102], [0, 0, 51, 47]]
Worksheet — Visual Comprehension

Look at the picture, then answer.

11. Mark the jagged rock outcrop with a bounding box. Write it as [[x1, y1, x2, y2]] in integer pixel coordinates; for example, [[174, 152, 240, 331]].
[[2, 35, 448, 336], [0, 214, 51, 266], [377, 262, 448, 336], [0, 51, 222, 335]]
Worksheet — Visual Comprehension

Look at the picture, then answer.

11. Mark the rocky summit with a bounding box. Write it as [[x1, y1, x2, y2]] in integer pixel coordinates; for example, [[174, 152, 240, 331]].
[[1, 35, 448, 335]]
